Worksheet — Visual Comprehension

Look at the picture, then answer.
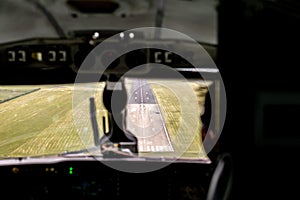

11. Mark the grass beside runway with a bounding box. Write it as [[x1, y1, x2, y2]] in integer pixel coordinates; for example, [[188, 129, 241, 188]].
[[0, 83, 107, 157], [149, 80, 210, 160]]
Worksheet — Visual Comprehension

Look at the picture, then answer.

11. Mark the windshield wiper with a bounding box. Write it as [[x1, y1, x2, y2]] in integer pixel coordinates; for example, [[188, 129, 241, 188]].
[[0, 88, 40, 104]]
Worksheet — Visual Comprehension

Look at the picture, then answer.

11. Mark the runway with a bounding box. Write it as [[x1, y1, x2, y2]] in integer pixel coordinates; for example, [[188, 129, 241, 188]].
[[126, 79, 174, 152]]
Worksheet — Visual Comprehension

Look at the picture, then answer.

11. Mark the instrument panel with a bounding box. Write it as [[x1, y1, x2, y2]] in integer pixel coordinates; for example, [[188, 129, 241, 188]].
[[0, 160, 213, 200]]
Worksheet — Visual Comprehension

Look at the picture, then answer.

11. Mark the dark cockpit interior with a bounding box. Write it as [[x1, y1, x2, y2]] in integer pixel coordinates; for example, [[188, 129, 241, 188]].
[[0, 0, 300, 199]]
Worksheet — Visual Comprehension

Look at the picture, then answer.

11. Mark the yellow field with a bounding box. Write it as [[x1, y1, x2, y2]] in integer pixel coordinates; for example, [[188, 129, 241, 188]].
[[0, 80, 210, 161]]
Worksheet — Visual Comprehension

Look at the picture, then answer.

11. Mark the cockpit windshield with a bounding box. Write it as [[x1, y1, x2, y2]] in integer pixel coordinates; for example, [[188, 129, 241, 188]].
[[0, 0, 220, 165]]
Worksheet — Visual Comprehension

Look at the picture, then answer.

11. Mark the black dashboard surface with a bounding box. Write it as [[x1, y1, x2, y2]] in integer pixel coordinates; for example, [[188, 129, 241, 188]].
[[0, 159, 214, 200]]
